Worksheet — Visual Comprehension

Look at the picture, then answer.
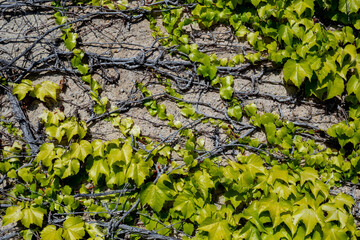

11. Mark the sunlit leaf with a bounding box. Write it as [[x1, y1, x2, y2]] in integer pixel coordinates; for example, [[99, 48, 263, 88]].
[[41, 225, 63, 240], [21, 206, 46, 228], [300, 167, 318, 186], [87, 158, 110, 184], [70, 140, 92, 161], [198, 220, 231, 240], [2, 206, 23, 226], [339, 0, 360, 13], [140, 182, 170, 212], [12, 80, 33, 101], [283, 59, 313, 87], [62, 217, 85, 240], [292, 206, 324, 235], [293, 0, 314, 16], [126, 158, 152, 187], [32, 81, 59, 102], [173, 191, 196, 218], [35, 143, 55, 167]]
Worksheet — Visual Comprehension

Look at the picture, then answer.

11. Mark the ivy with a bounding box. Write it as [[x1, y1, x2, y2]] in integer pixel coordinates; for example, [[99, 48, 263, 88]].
[[13, 80, 59, 102], [2, 0, 360, 239]]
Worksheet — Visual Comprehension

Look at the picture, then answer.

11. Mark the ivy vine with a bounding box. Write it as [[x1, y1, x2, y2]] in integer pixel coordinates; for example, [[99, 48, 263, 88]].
[[0, 0, 360, 239]]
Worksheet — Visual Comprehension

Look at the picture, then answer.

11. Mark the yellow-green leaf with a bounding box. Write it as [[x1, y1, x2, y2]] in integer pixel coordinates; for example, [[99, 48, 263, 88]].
[[326, 75, 344, 99], [339, 0, 360, 14], [46, 125, 65, 142], [35, 143, 55, 167], [33, 81, 59, 102], [347, 75, 360, 101], [292, 206, 324, 235], [87, 158, 110, 184], [2, 206, 23, 226], [300, 167, 318, 186], [62, 117, 87, 141], [293, 0, 314, 16], [41, 225, 63, 240], [126, 158, 152, 187], [12, 80, 33, 101], [21, 206, 46, 228], [140, 183, 170, 212], [198, 220, 231, 240], [70, 140, 92, 161], [283, 59, 313, 87], [62, 217, 85, 240]]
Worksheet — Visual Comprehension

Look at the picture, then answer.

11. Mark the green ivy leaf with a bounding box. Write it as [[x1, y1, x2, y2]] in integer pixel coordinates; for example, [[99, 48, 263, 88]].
[[62, 117, 87, 141], [259, 197, 292, 228], [278, 24, 293, 46], [183, 223, 194, 235], [32, 81, 59, 102], [21, 205, 46, 228], [281, 214, 297, 236], [250, 0, 261, 7], [87, 158, 110, 184], [126, 158, 152, 187], [244, 103, 257, 116], [323, 223, 348, 240], [18, 168, 34, 183], [2, 206, 23, 226], [235, 26, 250, 38], [77, 64, 89, 75], [245, 154, 266, 177], [12, 80, 33, 101], [292, 206, 324, 235], [91, 139, 105, 158], [21, 229, 33, 240], [55, 158, 80, 178], [64, 33, 78, 50], [119, 117, 134, 136], [120, 141, 133, 165], [264, 123, 276, 144], [300, 167, 318, 186], [62, 217, 85, 240], [311, 180, 329, 199], [140, 182, 170, 212], [246, 52, 261, 64], [85, 223, 104, 239], [338, 0, 360, 14], [333, 192, 354, 210], [283, 59, 313, 87], [326, 75, 344, 99], [220, 86, 233, 100], [227, 105, 242, 121], [321, 203, 348, 228], [173, 191, 196, 218], [193, 170, 215, 199], [35, 143, 55, 167], [198, 220, 231, 240], [235, 222, 260, 239], [272, 181, 296, 200], [70, 140, 92, 161], [41, 225, 63, 240], [39, 110, 65, 126], [267, 165, 288, 185], [342, 44, 357, 63], [346, 75, 360, 101], [293, 0, 314, 17], [220, 75, 234, 86], [54, 12, 67, 25], [180, 105, 196, 118], [247, 31, 259, 46], [46, 125, 65, 142]]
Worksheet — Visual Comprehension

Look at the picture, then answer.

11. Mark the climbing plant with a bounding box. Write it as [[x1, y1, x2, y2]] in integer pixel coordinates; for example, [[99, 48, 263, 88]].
[[0, 0, 360, 239]]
